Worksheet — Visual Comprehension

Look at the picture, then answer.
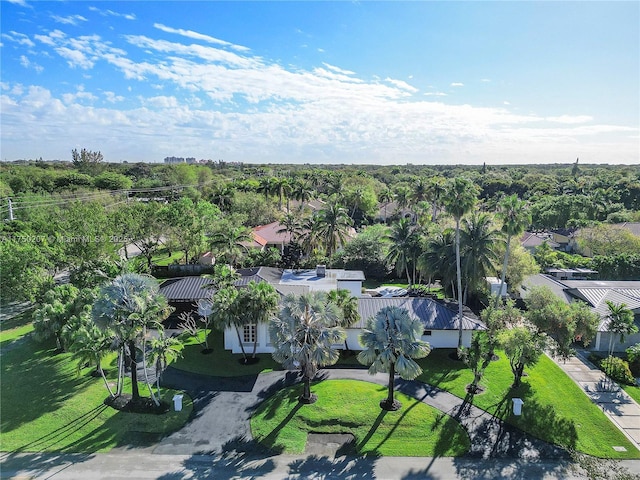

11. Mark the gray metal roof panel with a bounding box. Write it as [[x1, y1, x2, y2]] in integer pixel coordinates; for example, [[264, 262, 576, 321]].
[[159, 277, 213, 301], [354, 297, 485, 331]]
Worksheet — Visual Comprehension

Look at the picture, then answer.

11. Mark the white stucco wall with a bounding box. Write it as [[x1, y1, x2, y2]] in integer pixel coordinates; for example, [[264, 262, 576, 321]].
[[592, 330, 640, 353], [224, 325, 473, 353], [336, 280, 363, 298]]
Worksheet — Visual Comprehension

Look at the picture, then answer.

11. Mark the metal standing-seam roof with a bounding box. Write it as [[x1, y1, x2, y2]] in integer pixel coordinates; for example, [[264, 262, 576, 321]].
[[159, 276, 213, 302], [354, 297, 485, 331]]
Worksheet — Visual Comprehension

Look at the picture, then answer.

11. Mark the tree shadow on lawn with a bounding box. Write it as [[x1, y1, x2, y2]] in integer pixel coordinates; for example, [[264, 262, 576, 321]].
[[155, 436, 282, 480], [1, 339, 94, 434], [0, 452, 96, 479]]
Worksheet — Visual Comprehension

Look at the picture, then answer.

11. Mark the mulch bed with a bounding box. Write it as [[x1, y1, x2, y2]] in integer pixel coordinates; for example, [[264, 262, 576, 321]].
[[104, 394, 170, 414]]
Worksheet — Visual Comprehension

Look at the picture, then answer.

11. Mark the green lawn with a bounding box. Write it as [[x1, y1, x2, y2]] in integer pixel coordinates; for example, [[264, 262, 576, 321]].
[[251, 379, 470, 456], [151, 248, 185, 266], [0, 326, 192, 453], [172, 330, 282, 377], [416, 349, 639, 459], [622, 385, 640, 405]]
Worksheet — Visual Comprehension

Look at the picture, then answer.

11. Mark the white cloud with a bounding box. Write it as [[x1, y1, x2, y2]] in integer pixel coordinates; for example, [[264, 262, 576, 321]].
[[546, 115, 593, 124], [385, 78, 418, 93], [89, 7, 136, 20], [503, 101, 510, 105], [19, 55, 43, 73], [481, 78, 491, 83], [6, 0, 29, 7], [450, 82, 464, 87], [51, 14, 88, 26], [2, 31, 36, 48], [2, 26, 637, 165], [154, 23, 249, 52]]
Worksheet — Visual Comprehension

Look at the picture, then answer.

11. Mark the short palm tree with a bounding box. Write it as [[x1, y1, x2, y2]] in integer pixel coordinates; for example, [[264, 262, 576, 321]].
[[443, 177, 479, 352], [209, 225, 251, 267], [358, 306, 431, 411], [269, 292, 346, 404], [605, 301, 637, 357], [495, 194, 531, 307], [147, 332, 182, 396], [326, 288, 361, 350]]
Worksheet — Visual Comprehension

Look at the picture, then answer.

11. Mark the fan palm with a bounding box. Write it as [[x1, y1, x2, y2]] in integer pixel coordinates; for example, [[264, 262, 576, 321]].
[[269, 292, 346, 403], [358, 306, 431, 410]]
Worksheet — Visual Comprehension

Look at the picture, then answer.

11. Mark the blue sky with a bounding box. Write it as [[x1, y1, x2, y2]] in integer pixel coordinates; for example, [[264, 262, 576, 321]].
[[1, 1, 638, 165]]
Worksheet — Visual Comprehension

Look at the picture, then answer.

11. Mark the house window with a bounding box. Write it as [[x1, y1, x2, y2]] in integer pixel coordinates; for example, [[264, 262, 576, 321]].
[[243, 324, 257, 344], [423, 330, 432, 336]]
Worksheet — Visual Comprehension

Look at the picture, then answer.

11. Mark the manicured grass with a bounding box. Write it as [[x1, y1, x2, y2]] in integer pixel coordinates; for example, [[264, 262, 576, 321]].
[[151, 248, 185, 266], [0, 328, 192, 453], [622, 385, 640, 405], [172, 330, 282, 377], [251, 379, 470, 456], [416, 349, 639, 459]]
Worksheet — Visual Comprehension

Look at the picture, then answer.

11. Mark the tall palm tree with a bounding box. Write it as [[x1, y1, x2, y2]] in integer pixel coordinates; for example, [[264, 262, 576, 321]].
[[394, 185, 412, 216], [443, 177, 479, 352], [272, 177, 291, 211], [312, 202, 353, 259], [495, 194, 531, 307], [426, 176, 446, 222], [358, 306, 431, 411], [385, 218, 421, 287], [419, 228, 456, 296], [460, 212, 501, 303], [269, 292, 346, 404], [92, 273, 173, 404], [379, 188, 395, 222], [277, 212, 304, 244], [209, 225, 252, 267], [257, 177, 274, 201], [292, 179, 315, 211]]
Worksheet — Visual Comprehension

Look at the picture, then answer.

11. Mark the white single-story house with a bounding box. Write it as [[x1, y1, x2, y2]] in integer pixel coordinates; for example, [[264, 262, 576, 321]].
[[521, 274, 640, 352], [159, 266, 485, 354]]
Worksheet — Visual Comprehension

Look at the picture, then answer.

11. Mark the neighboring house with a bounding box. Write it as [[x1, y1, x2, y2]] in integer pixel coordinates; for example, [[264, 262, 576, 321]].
[[248, 221, 294, 252], [549, 228, 576, 252], [520, 274, 640, 353], [159, 266, 484, 354], [520, 231, 560, 253], [614, 222, 640, 238]]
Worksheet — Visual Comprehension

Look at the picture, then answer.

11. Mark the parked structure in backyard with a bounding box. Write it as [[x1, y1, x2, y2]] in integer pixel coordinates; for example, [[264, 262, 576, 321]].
[[159, 266, 485, 354]]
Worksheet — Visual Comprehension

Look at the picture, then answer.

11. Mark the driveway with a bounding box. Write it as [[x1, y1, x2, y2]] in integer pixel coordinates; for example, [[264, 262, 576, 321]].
[[149, 366, 565, 460]]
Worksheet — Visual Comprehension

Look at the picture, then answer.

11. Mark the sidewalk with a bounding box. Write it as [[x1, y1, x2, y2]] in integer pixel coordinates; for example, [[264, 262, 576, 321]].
[[550, 350, 640, 451]]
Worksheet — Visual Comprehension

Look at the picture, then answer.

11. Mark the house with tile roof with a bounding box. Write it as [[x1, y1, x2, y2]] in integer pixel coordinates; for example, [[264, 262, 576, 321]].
[[521, 274, 640, 352], [159, 266, 484, 354]]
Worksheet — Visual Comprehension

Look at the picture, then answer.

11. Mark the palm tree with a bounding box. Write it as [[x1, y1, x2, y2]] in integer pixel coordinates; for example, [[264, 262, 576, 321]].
[[443, 177, 479, 352], [272, 177, 291, 211], [269, 292, 346, 403], [237, 281, 280, 358], [379, 188, 395, 223], [419, 228, 456, 296], [68, 313, 117, 398], [209, 225, 252, 267], [92, 273, 173, 405], [326, 288, 360, 350], [460, 212, 501, 303], [148, 332, 182, 396], [385, 218, 421, 287], [277, 212, 304, 244], [426, 176, 446, 222], [495, 194, 531, 307], [605, 301, 637, 357], [312, 202, 353, 259], [394, 185, 412, 216], [292, 179, 315, 211], [358, 306, 431, 411]]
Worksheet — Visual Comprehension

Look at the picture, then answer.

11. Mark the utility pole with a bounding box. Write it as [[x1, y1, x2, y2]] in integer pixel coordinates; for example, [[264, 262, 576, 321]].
[[7, 198, 14, 221]]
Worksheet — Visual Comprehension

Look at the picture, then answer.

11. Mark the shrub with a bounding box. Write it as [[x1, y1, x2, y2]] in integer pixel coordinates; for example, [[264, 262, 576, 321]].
[[601, 356, 636, 385], [625, 343, 640, 376]]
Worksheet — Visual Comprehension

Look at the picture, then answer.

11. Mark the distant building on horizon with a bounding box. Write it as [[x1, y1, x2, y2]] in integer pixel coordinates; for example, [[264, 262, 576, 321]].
[[163, 156, 198, 164]]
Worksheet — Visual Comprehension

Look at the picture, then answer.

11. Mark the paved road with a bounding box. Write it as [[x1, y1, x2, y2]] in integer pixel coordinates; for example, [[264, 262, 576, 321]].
[[3, 366, 640, 479]]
